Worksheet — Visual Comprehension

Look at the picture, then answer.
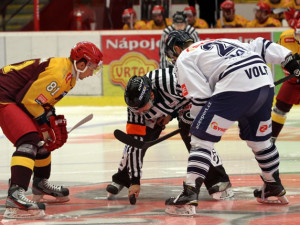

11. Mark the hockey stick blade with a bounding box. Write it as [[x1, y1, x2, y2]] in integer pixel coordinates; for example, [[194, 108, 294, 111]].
[[114, 128, 181, 149], [68, 114, 93, 133], [274, 73, 295, 86]]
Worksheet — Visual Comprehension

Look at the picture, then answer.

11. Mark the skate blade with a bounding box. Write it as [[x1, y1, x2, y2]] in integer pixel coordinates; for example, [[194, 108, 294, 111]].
[[32, 194, 70, 203], [165, 205, 196, 216], [107, 192, 117, 200], [212, 188, 234, 200], [256, 195, 289, 204], [4, 207, 45, 219]]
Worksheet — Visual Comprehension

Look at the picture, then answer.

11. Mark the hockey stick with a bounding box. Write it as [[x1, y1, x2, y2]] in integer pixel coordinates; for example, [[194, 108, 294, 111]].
[[274, 73, 295, 86], [38, 114, 94, 152], [114, 128, 181, 149], [114, 73, 296, 149], [68, 113, 93, 133]]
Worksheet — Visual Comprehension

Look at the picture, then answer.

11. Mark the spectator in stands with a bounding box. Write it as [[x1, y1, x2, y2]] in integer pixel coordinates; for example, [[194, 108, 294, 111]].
[[286, 0, 300, 10], [216, 0, 248, 28], [261, 0, 289, 23], [285, 0, 300, 27], [246, 2, 282, 27], [183, 6, 209, 28], [285, 8, 300, 28], [122, 8, 146, 30], [68, 0, 96, 30], [146, 5, 172, 30], [188, 0, 225, 27], [159, 11, 200, 69]]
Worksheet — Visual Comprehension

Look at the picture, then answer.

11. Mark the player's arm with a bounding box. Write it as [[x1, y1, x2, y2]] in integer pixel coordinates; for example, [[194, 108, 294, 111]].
[[248, 37, 292, 64], [125, 108, 147, 186], [20, 66, 69, 151]]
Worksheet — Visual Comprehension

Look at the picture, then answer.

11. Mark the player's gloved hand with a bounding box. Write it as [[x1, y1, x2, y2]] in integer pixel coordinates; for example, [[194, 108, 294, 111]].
[[157, 115, 172, 127], [282, 54, 300, 78], [128, 184, 140, 205], [39, 115, 68, 152]]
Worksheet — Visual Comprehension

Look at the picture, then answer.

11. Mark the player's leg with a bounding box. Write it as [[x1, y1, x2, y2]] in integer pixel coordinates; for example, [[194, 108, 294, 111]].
[[239, 86, 288, 204], [166, 92, 246, 216], [271, 81, 300, 142], [0, 104, 45, 219], [178, 119, 233, 200], [32, 149, 69, 203], [106, 124, 163, 200]]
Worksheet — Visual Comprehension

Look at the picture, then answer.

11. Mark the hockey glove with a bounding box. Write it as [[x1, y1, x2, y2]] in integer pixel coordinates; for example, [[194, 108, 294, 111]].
[[39, 115, 68, 152], [282, 54, 300, 78], [178, 104, 193, 125]]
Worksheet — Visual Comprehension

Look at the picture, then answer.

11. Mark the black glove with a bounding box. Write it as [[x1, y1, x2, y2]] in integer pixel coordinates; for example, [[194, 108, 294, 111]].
[[282, 54, 300, 78]]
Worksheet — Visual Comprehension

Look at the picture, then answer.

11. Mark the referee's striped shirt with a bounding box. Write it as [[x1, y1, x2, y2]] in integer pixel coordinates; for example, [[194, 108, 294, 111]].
[[122, 67, 190, 184], [159, 24, 200, 69]]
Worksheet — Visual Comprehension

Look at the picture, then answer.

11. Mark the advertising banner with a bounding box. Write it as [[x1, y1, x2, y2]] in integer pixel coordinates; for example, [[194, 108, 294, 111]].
[[102, 34, 160, 96], [101, 31, 277, 97]]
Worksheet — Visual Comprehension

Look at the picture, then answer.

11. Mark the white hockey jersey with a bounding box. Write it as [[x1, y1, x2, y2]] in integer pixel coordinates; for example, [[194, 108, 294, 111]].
[[174, 37, 292, 118]]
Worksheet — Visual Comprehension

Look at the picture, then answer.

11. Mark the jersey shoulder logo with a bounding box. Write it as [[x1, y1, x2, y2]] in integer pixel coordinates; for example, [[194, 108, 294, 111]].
[[283, 37, 295, 43], [35, 94, 48, 104]]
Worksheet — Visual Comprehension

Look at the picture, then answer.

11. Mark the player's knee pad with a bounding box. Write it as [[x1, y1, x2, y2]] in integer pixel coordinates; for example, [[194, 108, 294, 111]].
[[246, 140, 271, 153], [191, 135, 214, 151], [16, 144, 38, 157], [272, 106, 287, 125]]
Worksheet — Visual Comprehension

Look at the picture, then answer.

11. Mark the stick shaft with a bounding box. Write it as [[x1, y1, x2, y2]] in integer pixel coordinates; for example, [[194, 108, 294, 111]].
[[68, 114, 93, 133]]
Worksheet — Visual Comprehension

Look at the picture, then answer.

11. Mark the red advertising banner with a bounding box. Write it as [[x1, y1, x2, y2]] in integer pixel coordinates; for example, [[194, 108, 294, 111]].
[[102, 34, 161, 95], [101, 31, 272, 96]]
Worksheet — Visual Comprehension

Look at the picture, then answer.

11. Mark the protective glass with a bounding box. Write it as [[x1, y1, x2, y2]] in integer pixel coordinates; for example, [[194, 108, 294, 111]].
[[87, 61, 103, 75], [165, 48, 178, 65]]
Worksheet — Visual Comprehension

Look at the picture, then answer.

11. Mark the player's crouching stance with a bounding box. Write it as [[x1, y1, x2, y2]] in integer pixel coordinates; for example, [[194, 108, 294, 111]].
[[164, 30, 293, 216], [106, 67, 233, 205], [1, 41, 103, 219]]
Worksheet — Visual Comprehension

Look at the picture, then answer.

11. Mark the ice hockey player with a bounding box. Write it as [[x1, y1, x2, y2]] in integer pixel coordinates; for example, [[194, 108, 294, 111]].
[[164, 30, 294, 216], [0, 41, 103, 219]]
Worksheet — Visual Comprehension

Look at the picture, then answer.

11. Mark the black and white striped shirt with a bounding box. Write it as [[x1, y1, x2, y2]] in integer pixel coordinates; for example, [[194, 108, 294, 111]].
[[127, 67, 190, 127], [121, 67, 191, 184], [159, 25, 200, 69]]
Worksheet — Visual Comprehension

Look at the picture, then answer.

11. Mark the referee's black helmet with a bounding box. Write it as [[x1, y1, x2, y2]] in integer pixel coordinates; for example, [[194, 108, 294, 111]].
[[124, 75, 152, 109]]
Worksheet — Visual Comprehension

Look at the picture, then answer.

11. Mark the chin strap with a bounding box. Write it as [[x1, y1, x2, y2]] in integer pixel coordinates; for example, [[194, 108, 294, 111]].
[[73, 60, 88, 80]]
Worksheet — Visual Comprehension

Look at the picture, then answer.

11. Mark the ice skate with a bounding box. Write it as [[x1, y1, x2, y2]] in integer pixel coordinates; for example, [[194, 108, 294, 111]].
[[32, 177, 70, 203], [165, 182, 198, 216], [253, 172, 288, 204], [208, 181, 234, 200], [106, 182, 124, 200], [4, 184, 46, 219]]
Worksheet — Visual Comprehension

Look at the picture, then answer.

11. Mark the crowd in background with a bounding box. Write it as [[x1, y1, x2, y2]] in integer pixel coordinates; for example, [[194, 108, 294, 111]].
[[120, 0, 300, 30]]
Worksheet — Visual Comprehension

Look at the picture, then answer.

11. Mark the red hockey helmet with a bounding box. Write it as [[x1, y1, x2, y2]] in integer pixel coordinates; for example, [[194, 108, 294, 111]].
[[183, 6, 196, 16], [71, 41, 103, 65], [122, 8, 136, 19], [255, 2, 271, 14], [221, 1, 235, 11], [152, 5, 164, 15]]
